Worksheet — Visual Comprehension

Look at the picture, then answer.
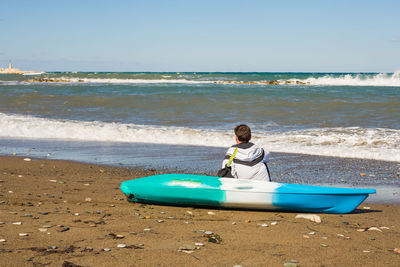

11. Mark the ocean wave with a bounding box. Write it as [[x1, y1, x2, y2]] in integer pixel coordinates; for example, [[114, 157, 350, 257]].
[[24, 77, 213, 85], [1, 113, 399, 162], [2, 71, 400, 86], [300, 71, 400, 87]]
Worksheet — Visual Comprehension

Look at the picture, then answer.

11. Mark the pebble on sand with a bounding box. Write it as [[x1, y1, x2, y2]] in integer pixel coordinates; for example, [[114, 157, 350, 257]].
[[103, 248, 111, 252], [283, 260, 298, 267], [23, 158, 31, 161], [367, 227, 382, 232], [394, 248, 400, 254], [295, 214, 321, 223], [0, 239, 6, 242], [178, 244, 196, 253], [19, 233, 29, 236], [117, 244, 127, 248]]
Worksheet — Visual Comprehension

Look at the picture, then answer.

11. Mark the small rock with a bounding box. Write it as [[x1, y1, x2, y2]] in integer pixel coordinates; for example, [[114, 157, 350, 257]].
[[85, 197, 92, 202], [244, 219, 251, 223], [360, 173, 367, 176], [38, 228, 48, 232], [283, 261, 298, 267], [204, 231, 213, 235], [117, 244, 126, 248], [186, 211, 193, 215], [207, 233, 222, 244], [207, 211, 216, 215], [363, 250, 370, 253], [321, 237, 328, 240], [12, 222, 22, 225], [258, 223, 269, 227], [308, 231, 315, 235], [143, 228, 151, 232], [320, 243, 328, 247], [179, 244, 196, 250], [367, 227, 382, 232], [363, 206, 371, 209], [179, 250, 194, 254], [49, 180, 57, 183], [0, 239, 6, 242], [103, 248, 111, 252], [303, 235, 310, 239], [19, 233, 29, 236], [156, 219, 164, 223], [59, 227, 70, 232], [195, 242, 204, 247], [23, 158, 31, 161], [49, 246, 57, 249], [379, 226, 389, 230], [270, 222, 277, 225], [232, 222, 236, 225], [295, 214, 321, 223], [394, 248, 400, 254]]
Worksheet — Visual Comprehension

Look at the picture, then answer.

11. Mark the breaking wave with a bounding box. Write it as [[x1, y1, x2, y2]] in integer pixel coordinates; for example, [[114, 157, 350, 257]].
[[1, 113, 399, 162], [300, 71, 400, 87]]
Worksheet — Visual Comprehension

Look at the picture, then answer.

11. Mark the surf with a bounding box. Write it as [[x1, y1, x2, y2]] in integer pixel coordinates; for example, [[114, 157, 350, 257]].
[[1, 113, 399, 162]]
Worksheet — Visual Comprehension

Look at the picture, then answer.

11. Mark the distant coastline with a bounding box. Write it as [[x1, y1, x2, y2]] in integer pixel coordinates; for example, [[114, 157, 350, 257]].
[[0, 62, 44, 75]]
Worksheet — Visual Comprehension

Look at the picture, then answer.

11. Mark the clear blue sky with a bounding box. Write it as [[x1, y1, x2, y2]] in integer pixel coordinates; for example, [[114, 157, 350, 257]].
[[1, 0, 399, 72]]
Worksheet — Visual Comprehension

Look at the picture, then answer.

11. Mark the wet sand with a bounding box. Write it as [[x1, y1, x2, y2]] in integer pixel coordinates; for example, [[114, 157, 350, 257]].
[[1, 156, 400, 266]]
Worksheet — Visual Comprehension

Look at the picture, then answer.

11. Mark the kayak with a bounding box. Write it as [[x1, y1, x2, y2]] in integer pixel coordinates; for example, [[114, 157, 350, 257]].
[[120, 174, 376, 214]]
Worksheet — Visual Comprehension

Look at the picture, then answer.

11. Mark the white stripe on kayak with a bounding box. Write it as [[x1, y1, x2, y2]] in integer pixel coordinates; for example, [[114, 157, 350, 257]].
[[219, 178, 280, 209]]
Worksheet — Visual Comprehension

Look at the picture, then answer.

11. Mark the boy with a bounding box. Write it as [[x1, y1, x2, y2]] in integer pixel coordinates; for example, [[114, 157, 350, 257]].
[[221, 124, 271, 181]]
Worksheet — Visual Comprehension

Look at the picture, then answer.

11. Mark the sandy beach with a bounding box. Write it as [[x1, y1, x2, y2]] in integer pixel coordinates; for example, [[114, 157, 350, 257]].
[[1, 156, 399, 266]]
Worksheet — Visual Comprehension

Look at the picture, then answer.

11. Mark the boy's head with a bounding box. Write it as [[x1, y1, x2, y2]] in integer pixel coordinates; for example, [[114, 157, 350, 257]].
[[234, 124, 251, 143]]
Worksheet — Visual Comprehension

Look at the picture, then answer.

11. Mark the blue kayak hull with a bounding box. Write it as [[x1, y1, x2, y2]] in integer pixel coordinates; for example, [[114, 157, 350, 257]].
[[120, 174, 376, 214]]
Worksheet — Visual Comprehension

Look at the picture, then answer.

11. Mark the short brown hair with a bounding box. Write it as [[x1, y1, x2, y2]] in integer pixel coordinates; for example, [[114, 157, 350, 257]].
[[234, 124, 251, 143]]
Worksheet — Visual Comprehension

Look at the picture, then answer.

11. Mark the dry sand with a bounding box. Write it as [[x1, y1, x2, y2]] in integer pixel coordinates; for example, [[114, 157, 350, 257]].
[[0, 156, 399, 266]]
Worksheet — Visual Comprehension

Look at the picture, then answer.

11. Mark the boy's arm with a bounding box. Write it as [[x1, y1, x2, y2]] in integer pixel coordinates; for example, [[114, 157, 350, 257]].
[[263, 149, 271, 163], [222, 147, 235, 167]]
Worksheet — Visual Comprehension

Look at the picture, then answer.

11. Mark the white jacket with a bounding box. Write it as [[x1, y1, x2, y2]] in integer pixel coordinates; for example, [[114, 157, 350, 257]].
[[222, 142, 270, 181]]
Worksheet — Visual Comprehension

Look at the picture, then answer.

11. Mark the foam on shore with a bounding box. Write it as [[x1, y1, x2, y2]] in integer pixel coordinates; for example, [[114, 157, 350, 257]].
[[1, 113, 399, 162]]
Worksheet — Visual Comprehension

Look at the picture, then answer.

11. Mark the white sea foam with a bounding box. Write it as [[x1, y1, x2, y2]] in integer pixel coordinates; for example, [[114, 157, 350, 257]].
[[300, 71, 400, 87], [1, 113, 399, 162], [61, 77, 212, 84]]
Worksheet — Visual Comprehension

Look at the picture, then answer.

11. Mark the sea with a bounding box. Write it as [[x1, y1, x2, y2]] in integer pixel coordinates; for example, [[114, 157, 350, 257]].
[[1, 72, 400, 201]]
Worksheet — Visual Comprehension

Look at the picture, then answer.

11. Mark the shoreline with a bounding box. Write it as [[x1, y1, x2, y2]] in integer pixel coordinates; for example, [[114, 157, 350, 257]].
[[1, 156, 400, 266]]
